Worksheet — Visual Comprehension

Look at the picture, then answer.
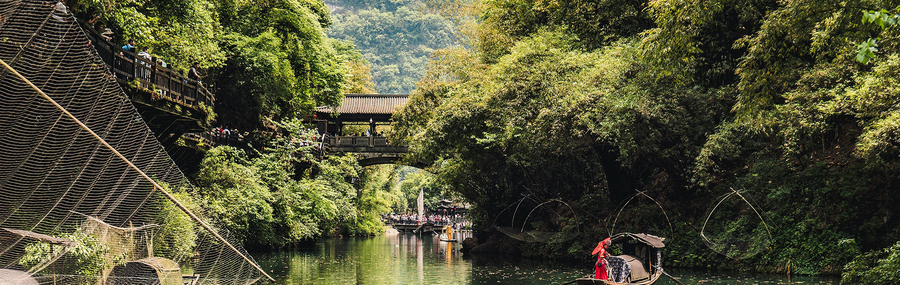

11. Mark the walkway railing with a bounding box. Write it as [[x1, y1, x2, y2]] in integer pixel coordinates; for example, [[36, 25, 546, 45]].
[[326, 136, 392, 147], [79, 20, 214, 109]]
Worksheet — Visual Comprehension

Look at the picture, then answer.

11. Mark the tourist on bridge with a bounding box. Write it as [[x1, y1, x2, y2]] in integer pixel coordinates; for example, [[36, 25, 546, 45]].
[[189, 63, 202, 84], [137, 47, 152, 79], [101, 28, 113, 42], [121, 39, 135, 59]]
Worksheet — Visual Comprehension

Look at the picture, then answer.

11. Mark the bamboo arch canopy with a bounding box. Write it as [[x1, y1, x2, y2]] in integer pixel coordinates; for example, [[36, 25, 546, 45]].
[[609, 233, 666, 248]]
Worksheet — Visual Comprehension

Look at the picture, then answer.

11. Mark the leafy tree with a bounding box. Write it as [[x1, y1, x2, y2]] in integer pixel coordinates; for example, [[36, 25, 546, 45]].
[[20, 230, 125, 285], [333, 39, 377, 93], [77, 0, 354, 130], [194, 120, 410, 246], [392, 0, 900, 274], [74, 0, 225, 70], [856, 8, 900, 64], [152, 186, 199, 259], [379, 166, 452, 212], [843, 240, 900, 284], [349, 165, 403, 234], [396, 28, 728, 260], [328, 5, 457, 93], [216, 0, 346, 125], [195, 146, 278, 245], [480, 0, 652, 52], [335, 0, 419, 11]]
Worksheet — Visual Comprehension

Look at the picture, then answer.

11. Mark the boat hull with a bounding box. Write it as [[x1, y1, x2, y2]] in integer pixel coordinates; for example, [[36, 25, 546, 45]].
[[575, 271, 661, 285]]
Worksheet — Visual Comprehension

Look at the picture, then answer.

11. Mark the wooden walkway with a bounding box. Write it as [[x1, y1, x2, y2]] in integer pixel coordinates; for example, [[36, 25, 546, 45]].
[[80, 20, 215, 110]]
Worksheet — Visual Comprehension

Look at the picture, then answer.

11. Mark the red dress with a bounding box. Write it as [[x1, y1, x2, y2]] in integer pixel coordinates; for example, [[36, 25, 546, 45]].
[[592, 238, 611, 280], [595, 257, 608, 280]]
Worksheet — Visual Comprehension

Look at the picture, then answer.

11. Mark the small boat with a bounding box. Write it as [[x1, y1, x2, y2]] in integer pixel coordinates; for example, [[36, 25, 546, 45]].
[[576, 233, 667, 285], [440, 225, 459, 242]]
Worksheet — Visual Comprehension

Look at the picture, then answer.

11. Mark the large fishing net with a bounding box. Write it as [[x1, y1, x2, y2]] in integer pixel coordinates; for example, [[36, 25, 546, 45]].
[[607, 190, 674, 237], [700, 188, 773, 260], [493, 198, 578, 244], [0, 0, 269, 283]]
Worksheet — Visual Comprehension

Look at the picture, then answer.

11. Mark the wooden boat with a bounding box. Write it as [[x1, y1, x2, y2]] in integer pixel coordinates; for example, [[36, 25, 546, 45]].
[[576, 233, 666, 285], [440, 225, 459, 242]]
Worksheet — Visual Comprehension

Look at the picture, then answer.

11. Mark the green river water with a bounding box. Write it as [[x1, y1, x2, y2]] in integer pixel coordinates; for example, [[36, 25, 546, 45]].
[[254, 230, 839, 284]]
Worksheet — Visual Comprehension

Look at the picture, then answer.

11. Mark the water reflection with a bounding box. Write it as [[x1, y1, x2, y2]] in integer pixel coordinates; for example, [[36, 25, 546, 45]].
[[255, 232, 840, 285], [256, 230, 474, 284], [656, 269, 839, 285]]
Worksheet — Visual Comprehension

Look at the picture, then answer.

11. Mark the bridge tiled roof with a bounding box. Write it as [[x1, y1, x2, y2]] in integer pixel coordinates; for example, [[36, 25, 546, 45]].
[[316, 94, 408, 115]]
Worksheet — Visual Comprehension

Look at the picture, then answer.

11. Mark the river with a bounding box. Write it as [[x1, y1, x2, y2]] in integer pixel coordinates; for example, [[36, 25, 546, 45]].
[[254, 230, 840, 284]]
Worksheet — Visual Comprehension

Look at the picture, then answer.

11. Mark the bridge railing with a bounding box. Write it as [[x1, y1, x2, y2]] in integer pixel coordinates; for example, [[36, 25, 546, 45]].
[[326, 136, 393, 147], [80, 20, 214, 109]]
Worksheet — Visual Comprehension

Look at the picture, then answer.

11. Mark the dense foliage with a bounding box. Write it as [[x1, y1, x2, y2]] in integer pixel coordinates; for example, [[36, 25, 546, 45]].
[[73, 0, 370, 129], [395, 166, 453, 210], [70, 0, 425, 250], [392, 0, 900, 277], [152, 185, 198, 259], [192, 121, 408, 248], [20, 230, 124, 284], [68, 0, 900, 279], [197, 124, 358, 247], [327, 0, 458, 93], [843, 240, 900, 284]]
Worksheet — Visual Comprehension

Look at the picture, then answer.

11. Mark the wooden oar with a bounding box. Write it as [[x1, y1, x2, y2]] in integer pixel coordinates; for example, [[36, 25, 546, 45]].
[[661, 269, 687, 285]]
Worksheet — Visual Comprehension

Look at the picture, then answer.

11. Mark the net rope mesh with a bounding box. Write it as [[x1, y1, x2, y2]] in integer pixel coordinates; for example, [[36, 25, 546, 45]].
[[0, 0, 265, 284], [700, 189, 773, 260], [495, 227, 574, 244], [492, 199, 577, 244]]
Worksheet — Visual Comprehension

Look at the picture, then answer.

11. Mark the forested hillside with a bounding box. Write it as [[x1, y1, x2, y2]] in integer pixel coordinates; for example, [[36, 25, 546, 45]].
[[392, 0, 900, 280], [325, 0, 459, 93]]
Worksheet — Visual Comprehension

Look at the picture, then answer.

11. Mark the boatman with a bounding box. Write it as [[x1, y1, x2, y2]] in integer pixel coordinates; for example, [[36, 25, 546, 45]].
[[592, 237, 611, 280]]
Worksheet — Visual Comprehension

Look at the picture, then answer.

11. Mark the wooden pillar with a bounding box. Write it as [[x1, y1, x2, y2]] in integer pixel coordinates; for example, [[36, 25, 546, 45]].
[[317, 120, 327, 135], [369, 118, 375, 147]]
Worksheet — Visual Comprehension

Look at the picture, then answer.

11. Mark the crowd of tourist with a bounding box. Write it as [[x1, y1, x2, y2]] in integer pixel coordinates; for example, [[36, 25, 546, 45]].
[[293, 129, 323, 147], [342, 130, 385, 137], [384, 213, 471, 230], [210, 126, 244, 140], [88, 17, 201, 86]]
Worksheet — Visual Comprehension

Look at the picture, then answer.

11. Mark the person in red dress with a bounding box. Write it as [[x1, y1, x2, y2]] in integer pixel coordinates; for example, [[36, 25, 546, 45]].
[[592, 237, 612, 280]]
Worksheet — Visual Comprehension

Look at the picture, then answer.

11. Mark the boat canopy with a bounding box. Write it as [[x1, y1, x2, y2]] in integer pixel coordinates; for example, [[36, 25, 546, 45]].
[[609, 233, 666, 248]]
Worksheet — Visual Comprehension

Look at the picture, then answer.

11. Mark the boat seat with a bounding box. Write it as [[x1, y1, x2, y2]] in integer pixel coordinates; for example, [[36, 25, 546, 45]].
[[606, 256, 631, 283], [617, 255, 650, 281]]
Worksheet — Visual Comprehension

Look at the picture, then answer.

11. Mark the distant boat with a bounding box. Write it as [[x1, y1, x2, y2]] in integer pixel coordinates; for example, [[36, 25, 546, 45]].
[[574, 233, 668, 285], [440, 225, 458, 242]]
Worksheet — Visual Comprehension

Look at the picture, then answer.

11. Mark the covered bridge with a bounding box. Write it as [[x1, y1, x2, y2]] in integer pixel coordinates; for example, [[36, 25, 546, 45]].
[[315, 94, 408, 136], [315, 94, 410, 165]]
